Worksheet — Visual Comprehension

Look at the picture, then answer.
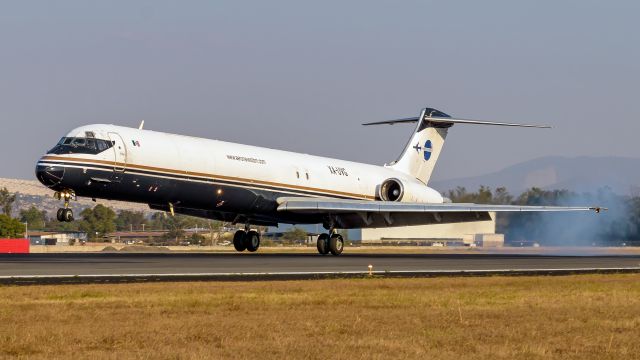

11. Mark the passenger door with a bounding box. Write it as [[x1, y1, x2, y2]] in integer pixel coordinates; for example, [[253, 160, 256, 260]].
[[107, 132, 128, 174]]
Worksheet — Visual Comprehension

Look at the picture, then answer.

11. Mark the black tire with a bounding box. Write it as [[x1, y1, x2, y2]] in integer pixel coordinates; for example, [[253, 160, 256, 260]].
[[63, 209, 74, 222], [233, 230, 247, 252], [329, 234, 344, 256], [316, 233, 330, 255], [56, 208, 65, 222], [245, 230, 260, 252]]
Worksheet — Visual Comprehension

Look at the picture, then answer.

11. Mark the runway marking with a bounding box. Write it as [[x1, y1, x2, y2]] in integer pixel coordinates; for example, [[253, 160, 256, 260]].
[[2, 267, 640, 285]]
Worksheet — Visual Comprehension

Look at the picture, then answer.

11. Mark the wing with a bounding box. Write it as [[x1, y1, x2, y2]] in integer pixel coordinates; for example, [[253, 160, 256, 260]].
[[277, 197, 603, 228], [277, 197, 603, 214]]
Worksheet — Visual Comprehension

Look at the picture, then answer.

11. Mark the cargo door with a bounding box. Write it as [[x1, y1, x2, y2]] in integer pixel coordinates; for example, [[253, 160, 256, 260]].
[[107, 132, 128, 173]]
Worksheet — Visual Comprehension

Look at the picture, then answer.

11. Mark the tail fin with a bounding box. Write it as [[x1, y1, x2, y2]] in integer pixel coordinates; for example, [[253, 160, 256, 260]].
[[385, 108, 450, 185], [364, 107, 550, 185]]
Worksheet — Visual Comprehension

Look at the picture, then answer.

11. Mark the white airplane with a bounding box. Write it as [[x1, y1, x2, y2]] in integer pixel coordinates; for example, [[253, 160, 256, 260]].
[[36, 107, 602, 255]]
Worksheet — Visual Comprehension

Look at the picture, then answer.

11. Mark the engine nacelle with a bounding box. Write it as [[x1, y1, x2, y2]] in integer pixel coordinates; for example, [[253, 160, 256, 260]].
[[378, 178, 444, 203], [378, 178, 404, 201]]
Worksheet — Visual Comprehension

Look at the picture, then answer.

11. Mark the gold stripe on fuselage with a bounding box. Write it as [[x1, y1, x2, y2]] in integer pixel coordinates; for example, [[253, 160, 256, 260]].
[[40, 155, 376, 200]]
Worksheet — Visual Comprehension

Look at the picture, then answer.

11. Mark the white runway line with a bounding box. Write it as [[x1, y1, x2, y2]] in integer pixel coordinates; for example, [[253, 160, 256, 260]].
[[2, 267, 640, 281]]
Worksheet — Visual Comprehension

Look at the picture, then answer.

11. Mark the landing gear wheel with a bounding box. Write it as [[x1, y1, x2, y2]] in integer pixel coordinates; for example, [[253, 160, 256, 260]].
[[329, 234, 344, 256], [54, 190, 76, 222], [316, 233, 330, 255], [57, 208, 73, 222], [244, 230, 260, 252], [62, 208, 74, 222], [233, 230, 247, 252]]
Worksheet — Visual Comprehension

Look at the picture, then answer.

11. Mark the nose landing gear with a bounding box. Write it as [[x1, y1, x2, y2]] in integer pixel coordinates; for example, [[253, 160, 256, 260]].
[[54, 190, 75, 222], [56, 208, 74, 222]]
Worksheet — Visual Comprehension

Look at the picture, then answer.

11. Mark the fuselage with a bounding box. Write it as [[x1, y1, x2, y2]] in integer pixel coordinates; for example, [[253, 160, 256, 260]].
[[36, 124, 444, 227]]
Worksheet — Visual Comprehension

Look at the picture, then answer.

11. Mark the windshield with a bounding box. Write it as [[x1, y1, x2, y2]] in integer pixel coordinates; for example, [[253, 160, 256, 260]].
[[48, 137, 114, 155]]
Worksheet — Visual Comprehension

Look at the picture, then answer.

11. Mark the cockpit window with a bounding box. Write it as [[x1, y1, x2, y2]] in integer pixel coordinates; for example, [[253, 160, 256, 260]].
[[97, 139, 109, 151], [48, 137, 114, 155]]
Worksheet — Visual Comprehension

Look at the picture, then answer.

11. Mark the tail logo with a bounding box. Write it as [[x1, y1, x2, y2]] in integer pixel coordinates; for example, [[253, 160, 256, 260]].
[[423, 140, 432, 161]]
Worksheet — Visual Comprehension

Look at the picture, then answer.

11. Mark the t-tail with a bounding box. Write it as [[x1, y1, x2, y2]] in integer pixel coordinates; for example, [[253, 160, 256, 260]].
[[363, 107, 551, 185]]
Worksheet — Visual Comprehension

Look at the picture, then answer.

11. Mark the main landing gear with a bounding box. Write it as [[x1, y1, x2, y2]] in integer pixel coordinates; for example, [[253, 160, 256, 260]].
[[233, 226, 261, 253], [54, 190, 75, 222], [316, 232, 343, 256]]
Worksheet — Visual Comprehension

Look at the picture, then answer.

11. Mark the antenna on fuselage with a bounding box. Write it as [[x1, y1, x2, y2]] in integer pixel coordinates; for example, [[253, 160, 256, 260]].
[[138, 120, 145, 130]]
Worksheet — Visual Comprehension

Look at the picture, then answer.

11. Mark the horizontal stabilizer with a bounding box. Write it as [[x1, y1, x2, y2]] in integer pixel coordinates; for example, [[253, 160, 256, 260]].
[[363, 108, 550, 128], [366, 106, 551, 186], [363, 116, 550, 128], [362, 117, 420, 126]]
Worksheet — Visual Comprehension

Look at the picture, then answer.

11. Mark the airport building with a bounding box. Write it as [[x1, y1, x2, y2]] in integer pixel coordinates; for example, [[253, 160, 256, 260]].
[[347, 212, 504, 247], [27, 231, 87, 246]]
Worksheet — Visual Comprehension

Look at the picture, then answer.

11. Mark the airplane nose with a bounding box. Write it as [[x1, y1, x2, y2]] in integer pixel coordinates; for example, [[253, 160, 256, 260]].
[[36, 164, 65, 188]]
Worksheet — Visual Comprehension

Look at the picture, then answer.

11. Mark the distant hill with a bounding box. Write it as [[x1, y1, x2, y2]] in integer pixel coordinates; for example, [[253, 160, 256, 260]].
[[0, 177, 149, 217], [430, 156, 640, 195]]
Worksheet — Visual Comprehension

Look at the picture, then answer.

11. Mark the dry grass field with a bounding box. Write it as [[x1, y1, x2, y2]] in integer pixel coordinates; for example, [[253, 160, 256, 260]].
[[1, 275, 639, 359]]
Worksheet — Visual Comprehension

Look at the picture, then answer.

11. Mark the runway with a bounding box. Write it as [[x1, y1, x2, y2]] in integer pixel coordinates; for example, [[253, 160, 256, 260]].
[[1, 252, 639, 284]]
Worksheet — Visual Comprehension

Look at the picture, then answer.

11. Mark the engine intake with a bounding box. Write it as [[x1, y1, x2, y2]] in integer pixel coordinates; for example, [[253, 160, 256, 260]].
[[379, 178, 404, 202]]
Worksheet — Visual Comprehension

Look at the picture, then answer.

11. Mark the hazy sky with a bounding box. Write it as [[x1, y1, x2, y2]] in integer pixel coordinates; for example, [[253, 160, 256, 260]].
[[1, 1, 638, 181]]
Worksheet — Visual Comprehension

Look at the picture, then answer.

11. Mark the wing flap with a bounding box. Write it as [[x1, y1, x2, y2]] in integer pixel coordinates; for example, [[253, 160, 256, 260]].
[[277, 197, 602, 214]]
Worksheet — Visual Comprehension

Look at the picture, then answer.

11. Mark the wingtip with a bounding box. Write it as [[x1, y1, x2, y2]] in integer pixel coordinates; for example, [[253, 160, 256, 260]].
[[523, 124, 552, 129]]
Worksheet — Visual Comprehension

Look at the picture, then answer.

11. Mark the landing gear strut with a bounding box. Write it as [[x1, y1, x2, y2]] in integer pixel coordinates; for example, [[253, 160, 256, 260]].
[[54, 190, 75, 222], [316, 230, 344, 256], [233, 225, 261, 253]]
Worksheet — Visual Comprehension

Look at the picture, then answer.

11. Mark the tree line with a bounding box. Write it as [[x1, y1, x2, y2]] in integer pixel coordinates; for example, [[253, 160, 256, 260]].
[[0, 187, 23, 238], [17, 204, 221, 242], [1, 186, 639, 244], [0, 186, 220, 241]]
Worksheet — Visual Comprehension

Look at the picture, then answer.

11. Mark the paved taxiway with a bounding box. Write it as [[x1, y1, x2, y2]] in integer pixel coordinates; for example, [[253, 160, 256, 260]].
[[1, 253, 639, 279]]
